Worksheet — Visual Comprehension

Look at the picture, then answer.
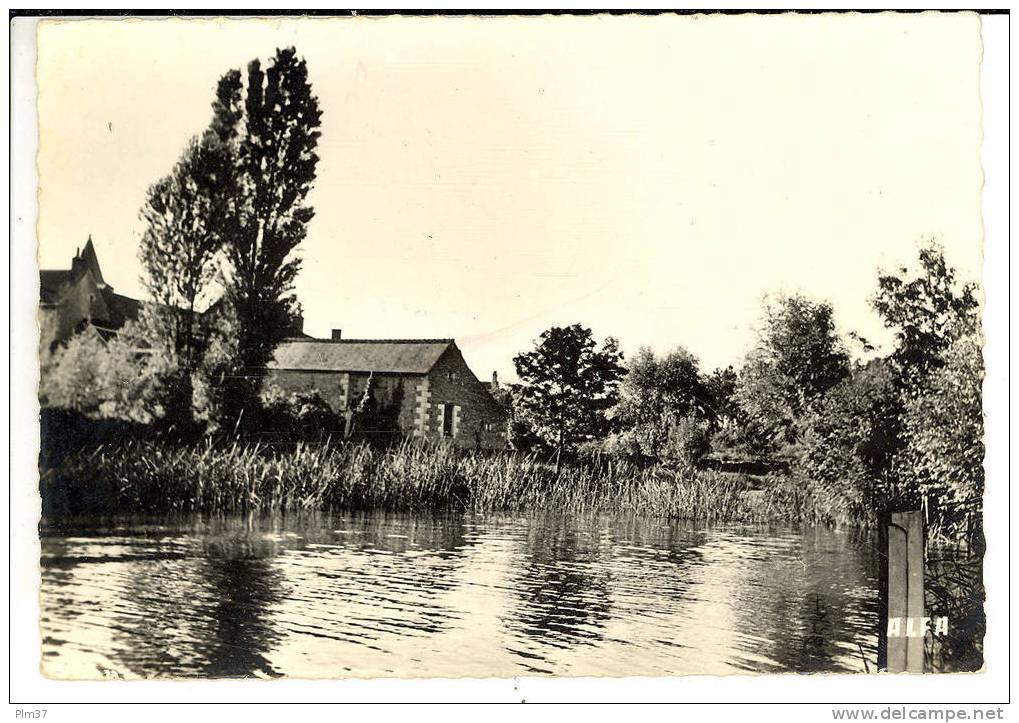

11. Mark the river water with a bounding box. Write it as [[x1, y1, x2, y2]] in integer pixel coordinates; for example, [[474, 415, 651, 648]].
[[39, 512, 879, 679]]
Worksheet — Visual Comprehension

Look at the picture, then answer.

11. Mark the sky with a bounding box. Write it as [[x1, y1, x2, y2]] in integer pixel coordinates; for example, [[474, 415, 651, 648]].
[[35, 13, 984, 382]]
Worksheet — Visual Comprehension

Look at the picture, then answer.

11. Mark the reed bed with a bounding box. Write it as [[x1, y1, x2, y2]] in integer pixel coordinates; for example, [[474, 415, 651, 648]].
[[40, 438, 834, 524]]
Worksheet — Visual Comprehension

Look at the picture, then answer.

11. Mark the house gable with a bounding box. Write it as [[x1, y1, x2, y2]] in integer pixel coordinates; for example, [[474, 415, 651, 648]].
[[421, 343, 509, 446]]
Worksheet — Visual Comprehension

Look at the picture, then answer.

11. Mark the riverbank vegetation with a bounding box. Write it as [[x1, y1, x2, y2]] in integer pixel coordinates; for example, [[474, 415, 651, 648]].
[[42, 437, 822, 524]]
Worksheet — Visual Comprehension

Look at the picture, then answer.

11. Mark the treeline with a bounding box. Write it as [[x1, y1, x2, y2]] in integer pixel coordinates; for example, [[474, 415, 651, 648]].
[[40, 47, 328, 438], [500, 241, 982, 537]]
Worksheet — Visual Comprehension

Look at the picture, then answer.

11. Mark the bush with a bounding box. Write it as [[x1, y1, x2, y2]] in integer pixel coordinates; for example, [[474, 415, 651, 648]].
[[896, 332, 984, 536], [797, 359, 900, 522], [256, 384, 345, 440], [39, 321, 181, 427], [662, 413, 711, 467]]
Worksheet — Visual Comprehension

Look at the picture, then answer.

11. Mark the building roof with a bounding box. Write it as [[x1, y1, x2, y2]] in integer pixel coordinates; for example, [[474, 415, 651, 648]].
[[39, 270, 142, 324], [271, 338, 456, 375], [102, 291, 143, 327], [73, 238, 105, 285], [39, 270, 73, 305]]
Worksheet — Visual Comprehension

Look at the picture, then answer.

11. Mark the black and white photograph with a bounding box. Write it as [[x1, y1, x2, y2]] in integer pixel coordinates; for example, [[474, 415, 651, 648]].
[[7, 7, 1012, 711]]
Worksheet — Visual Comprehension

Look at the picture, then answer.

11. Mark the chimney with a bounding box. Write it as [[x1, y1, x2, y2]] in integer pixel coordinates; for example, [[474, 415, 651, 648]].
[[491, 371, 499, 389], [331, 329, 343, 341]]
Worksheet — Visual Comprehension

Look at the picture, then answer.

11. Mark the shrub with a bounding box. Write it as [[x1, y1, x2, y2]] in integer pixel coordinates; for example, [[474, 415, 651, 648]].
[[797, 359, 900, 522], [896, 332, 984, 536], [256, 384, 345, 440], [662, 413, 711, 467], [39, 321, 180, 426]]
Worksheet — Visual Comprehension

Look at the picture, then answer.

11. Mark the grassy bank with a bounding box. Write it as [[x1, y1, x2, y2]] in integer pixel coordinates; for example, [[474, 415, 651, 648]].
[[40, 439, 862, 525]]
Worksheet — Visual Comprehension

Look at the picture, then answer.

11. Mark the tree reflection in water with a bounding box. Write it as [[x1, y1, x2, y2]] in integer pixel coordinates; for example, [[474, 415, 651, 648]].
[[106, 519, 288, 678], [193, 533, 289, 678], [267, 512, 473, 641], [504, 516, 613, 663], [727, 527, 879, 673]]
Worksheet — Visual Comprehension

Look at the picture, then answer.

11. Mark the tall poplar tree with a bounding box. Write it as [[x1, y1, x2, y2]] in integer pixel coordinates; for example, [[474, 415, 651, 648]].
[[210, 47, 322, 425]]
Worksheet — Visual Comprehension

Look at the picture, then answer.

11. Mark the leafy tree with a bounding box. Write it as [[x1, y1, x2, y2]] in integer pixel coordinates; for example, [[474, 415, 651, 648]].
[[138, 133, 229, 368], [870, 240, 983, 526], [872, 239, 979, 385], [138, 133, 230, 425], [192, 304, 244, 432], [610, 346, 708, 459], [512, 324, 624, 466], [703, 365, 739, 429], [798, 359, 901, 523], [896, 331, 984, 533], [209, 47, 323, 426], [736, 293, 850, 452], [702, 365, 755, 459]]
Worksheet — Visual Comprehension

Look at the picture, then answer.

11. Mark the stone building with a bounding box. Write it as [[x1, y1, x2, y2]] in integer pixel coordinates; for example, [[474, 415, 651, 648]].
[[268, 333, 509, 449], [38, 237, 142, 349], [39, 240, 509, 448]]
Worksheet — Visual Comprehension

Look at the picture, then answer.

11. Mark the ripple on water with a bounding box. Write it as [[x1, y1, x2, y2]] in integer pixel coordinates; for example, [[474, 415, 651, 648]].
[[39, 512, 878, 679]]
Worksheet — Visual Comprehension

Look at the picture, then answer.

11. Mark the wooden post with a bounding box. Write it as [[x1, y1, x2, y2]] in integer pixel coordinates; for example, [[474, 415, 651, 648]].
[[877, 510, 925, 673]]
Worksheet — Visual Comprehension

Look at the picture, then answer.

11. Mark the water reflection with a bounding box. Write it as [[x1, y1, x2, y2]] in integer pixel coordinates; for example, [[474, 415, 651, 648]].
[[40, 512, 880, 679], [195, 538, 286, 678], [725, 527, 878, 673], [262, 513, 474, 677], [40, 519, 289, 678], [507, 519, 613, 653]]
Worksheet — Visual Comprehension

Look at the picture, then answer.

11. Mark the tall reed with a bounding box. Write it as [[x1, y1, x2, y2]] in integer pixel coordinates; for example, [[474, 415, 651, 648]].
[[40, 438, 852, 524]]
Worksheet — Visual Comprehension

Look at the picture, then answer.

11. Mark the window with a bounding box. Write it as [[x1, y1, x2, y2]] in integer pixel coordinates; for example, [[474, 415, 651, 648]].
[[442, 403, 455, 437], [446, 371, 458, 382]]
